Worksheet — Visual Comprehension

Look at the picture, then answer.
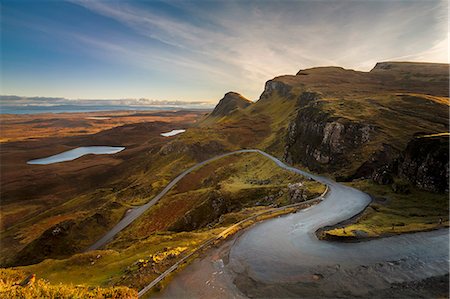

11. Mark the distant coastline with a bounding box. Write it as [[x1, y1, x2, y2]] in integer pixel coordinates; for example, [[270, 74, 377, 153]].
[[0, 104, 213, 115]]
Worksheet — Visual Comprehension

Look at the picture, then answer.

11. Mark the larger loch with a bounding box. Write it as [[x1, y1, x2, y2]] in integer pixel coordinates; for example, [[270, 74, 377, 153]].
[[27, 146, 125, 165]]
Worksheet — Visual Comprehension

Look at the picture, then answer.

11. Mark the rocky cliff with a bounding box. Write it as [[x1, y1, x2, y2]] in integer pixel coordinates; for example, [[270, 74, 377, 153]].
[[204, 62, 448, 190], [371, 134, 449, 193], [253, 63, 449, 180], [283, 95, 375, 174], [397, 134, 449, 193]]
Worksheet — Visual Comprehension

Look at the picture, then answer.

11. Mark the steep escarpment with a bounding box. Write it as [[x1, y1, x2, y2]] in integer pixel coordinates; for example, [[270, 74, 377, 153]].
[[256, 63, 449, 179], [200, 62, 448, 187], [284, 103, 375, 173], [397, 134, 449, 193], [372, 134, 449, 193]]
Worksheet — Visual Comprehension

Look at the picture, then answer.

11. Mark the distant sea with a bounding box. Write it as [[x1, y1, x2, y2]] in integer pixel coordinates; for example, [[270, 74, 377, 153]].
[[0, 104, 213, 114]]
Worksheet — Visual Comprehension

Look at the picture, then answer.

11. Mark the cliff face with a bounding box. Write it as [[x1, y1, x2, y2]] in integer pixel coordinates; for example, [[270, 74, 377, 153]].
[[259, 79, 293, 101], [203, 62, 448, 191], [283, 99, 375, 174], [397, 135, 449, 193], [254, 62, 449, 182]]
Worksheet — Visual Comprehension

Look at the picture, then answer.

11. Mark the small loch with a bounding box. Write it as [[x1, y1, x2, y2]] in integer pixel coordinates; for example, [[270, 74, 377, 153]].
[[161, 129, 186, 137], [27, 146, 125, 165]]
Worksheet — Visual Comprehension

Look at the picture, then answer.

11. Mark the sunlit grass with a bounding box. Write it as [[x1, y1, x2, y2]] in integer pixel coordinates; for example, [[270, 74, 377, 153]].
[[0, 268, 137, 298], [323, 179, 449, 238], [16, 151, 325, 292]]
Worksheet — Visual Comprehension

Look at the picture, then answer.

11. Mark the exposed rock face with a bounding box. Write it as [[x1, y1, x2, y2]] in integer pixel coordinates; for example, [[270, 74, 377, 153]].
[[288, 182, 306, 203], [351, 144, 400, 180], [372, 166, 394, 185], [370, 134, 449, 193], [397, 135, 449, 193], [284, 99, 375, 173], [297, 91, 320, 106], [259, 79, 293, 100], [210, 92, 252, 117]]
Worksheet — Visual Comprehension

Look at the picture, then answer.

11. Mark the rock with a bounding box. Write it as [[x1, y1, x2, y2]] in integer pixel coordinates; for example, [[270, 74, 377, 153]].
[[288, 182, 306, 203], [283, 102, 375, 173], [351, 230, 369, 237], [12, 220, 77, 266], [52, 227, 62, 236], [297, 91, 320, 107], [397, 134, 448, 193], [350, 144, 400, 180], [368, 135, 448, 193], [168, 190, 232, 232], [372, 166, 394, 185], [92, 213, 108, 226], [259, 79, 292, 100]]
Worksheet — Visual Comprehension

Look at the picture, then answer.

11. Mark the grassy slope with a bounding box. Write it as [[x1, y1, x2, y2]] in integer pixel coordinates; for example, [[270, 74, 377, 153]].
[[0, 268, 137, 298], [321, 179, 448, 239], [0, 149, 200, 266], [17, 152, 324, 292], [199, 92, 300, 157]]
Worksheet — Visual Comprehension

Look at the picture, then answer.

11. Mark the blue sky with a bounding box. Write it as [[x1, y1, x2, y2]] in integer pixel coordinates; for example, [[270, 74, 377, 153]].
[[1, 0, 448, 102]]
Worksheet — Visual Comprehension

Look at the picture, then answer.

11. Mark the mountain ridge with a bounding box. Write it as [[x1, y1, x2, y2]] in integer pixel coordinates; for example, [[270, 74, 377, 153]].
[[204, 61, 449, 190]]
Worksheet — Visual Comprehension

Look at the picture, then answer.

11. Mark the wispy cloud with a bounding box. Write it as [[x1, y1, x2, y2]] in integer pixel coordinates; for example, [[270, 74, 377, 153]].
[[67, 0, 448, 99], [2, 0, 448, 100]]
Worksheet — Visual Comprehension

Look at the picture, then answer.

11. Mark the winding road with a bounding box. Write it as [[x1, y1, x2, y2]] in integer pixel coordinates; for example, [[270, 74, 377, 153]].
[[150, 150, 448, 298], [87, 150, 260, 251], [86, 149, 449, 298]]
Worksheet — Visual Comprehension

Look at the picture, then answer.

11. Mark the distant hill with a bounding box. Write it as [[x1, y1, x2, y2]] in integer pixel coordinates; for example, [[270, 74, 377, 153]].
[[209, 92, 253, 117]]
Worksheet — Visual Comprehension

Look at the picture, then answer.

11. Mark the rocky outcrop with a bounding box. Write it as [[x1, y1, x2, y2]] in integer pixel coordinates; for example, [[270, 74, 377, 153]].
[[284, 101, 375, 173], [288, 182, 306, 203], [371, 134, 449, 193], [351, 144, 400, 180], [210, 92, 252, 117], [259, 79, 293, 100], [397, 135, 449, 193], [372, 166, 394, 185]]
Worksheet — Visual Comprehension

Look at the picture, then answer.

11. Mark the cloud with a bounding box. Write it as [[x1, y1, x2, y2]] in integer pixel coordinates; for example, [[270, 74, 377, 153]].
[[0, 95, 213, 107], [4, 0, 448, 101]]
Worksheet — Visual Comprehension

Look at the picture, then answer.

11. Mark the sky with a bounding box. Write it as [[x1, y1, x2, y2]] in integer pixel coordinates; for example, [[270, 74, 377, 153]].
[[1, 0, 448, 103]]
